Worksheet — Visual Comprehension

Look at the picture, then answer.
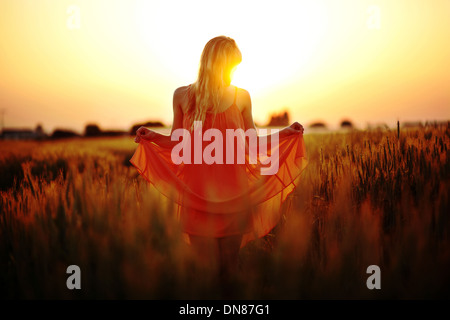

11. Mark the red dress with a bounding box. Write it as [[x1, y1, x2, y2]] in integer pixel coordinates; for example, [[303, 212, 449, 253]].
[[130, 87, 307, 247]]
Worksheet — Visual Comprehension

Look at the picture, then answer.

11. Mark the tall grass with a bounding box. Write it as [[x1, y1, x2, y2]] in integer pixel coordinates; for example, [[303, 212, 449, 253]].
[[0, 123, 449, 299]]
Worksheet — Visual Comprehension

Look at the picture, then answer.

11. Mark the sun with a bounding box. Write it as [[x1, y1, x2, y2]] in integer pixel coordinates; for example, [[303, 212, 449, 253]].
[[135, 0, 327, 94]]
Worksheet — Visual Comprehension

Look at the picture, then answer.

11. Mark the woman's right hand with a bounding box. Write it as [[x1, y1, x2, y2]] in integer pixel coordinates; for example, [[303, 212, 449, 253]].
[[135, 126, 155, 143]]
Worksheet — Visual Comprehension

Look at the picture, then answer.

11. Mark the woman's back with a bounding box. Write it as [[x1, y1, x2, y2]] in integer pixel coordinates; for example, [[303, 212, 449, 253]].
[[178, 85, 250, 221], [176, 85, 244, 118]]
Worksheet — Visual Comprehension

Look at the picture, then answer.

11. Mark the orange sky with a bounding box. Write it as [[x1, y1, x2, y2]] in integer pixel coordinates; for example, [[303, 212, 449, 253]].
[[1, 0, 449, 133]]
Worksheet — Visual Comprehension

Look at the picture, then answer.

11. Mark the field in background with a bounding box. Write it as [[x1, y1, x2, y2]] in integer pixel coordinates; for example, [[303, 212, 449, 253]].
[[0, 124, 449, 299]]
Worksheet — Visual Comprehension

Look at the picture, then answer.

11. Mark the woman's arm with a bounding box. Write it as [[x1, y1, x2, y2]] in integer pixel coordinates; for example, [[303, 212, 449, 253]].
[[240, 88, 304, 142], [134, 87, 186, 148], [171, 87, 185, 134]]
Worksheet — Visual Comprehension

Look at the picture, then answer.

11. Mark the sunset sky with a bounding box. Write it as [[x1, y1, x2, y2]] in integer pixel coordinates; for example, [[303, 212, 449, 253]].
[[1, 0, 449, 133]]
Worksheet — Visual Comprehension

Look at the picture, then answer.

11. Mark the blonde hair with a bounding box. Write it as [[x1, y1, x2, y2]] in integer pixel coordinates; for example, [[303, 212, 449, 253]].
[[187, 36, 242, 130]]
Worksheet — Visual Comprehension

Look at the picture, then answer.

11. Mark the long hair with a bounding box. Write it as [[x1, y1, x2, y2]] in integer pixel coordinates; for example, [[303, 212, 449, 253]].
[[186, 36, 242, 131]]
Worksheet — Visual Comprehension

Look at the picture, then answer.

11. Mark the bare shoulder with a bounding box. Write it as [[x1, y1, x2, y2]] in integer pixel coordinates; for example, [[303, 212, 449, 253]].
[[173, 85, 190, 100], [235, 86, 251, 111], [173, 85, 190, 112]]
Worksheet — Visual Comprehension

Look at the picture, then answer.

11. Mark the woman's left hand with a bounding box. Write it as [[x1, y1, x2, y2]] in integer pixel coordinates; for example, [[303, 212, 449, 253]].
[[289, 122, 304, 133], [280, 122, 304, 138]]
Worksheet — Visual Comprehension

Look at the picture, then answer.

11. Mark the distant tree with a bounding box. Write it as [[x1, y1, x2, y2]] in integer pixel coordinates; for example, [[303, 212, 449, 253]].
[[309, 121, 327, 129], [51, 129, 80, 139], [102, 130, 127, 137], [340, 119, 354, 129], [35, 123, 44, 134], [84, 124, 102, 137], [266, 110, 290, 127], [35, 123, 47, 140]]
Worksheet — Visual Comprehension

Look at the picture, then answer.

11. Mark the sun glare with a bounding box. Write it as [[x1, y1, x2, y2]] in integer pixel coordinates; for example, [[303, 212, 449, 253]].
[[3, 0, 448, 131], [135, 0, 327, 93]]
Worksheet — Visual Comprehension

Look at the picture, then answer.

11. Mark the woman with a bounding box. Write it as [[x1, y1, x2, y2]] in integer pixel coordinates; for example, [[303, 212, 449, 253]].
[[131, 36, 307, 287]]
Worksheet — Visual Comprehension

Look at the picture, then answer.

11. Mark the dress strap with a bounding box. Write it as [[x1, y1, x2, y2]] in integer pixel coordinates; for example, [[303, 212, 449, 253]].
[[233, 86, 238, 105]]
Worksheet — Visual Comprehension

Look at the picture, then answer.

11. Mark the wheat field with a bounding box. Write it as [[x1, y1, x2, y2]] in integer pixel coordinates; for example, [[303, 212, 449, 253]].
[[0, 123, 449, 299]]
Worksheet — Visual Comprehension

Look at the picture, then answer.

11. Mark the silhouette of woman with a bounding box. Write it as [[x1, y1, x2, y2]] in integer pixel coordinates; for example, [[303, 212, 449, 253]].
[[131, 36, 307, 290]]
